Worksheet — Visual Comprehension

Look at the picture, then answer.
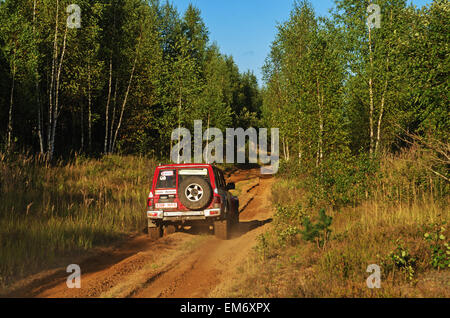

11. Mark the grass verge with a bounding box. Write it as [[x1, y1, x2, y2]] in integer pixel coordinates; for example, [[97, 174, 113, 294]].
[[222, 148, 449, 297], [0, 154, 156, 288]]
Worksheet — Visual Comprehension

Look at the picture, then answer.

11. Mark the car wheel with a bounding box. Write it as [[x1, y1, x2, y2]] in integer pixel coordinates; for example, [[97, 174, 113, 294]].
[[178, 176, 213, 211], [163, 224, 176, 236], [214, 219, 229, 240], [148, 226, 161, 240]]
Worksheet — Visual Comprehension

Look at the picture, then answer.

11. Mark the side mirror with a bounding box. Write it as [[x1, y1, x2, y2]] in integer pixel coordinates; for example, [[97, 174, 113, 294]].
[[226, 183, 235, 190]]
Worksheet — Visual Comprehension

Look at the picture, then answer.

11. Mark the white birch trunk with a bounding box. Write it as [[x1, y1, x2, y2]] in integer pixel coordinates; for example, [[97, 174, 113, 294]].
[[368, 25, 375, 155], [104, 56, 113, 154], [7, 58, 15, 152], [49, 24, 68, 159], [111, 28, 142, 154], [47, 0, 59, 159], [88, 64, 92, 151]]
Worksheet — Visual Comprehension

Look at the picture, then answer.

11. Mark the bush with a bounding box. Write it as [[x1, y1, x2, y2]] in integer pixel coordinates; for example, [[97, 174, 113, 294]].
[[424, 222, 449, 270], [381, 240, 417, 282], [299, 209, 333, 250], [273, 205, 333, 250], [308, 154, 379, 207]]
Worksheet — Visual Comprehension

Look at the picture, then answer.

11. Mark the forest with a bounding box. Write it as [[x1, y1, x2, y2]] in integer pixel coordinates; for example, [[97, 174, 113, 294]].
[[0, 0, 261, 159], [0, 0, 447, 168], [0, 0, 448, 295], [262, 0, 448, 173]]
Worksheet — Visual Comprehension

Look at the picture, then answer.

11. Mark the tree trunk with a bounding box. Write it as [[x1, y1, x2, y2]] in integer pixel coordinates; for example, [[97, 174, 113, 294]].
[[375, 78, 388, 154], [47, 0, 59, 160], [88, 64, 92, 152], [104, 55, 113, 154], [375, 10, 393, 155], [104, 5, 116, 154], [111, 27, 142, 154], [298, 126, 302, 161], [37, 89, 44, 154], [368, 25, 375, 155], [320, 94, 324, 162], [33, 0, 44, 155], [286, 139, 290, 161], [80, 102, 84, 151], [108, 80, 118, 154], [316, 78, 324, 166], [7, 58, 15, 153], [49, 24, 68, 160]]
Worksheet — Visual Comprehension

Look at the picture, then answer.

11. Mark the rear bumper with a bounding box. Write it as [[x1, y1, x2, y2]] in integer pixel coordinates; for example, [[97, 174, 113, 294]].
[[147, 208, 221, 222]]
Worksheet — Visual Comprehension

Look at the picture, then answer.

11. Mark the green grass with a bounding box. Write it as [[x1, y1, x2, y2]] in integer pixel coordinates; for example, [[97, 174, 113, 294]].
[[223, 148, 450, 298], [0, 154, 157, 288]]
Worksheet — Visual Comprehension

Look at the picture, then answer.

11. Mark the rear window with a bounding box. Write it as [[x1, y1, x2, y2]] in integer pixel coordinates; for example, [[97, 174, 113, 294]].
[[155, 169, 176, 189], [178, 168, 210, 185], [213, 168, 225, 189]]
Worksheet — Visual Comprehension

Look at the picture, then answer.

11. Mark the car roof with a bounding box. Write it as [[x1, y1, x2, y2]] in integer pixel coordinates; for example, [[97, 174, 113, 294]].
[[157, 163, 214, 169]]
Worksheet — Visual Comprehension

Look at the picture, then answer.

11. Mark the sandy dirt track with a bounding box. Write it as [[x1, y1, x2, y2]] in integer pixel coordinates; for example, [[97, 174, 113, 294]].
[[6, 168, 274, 298]]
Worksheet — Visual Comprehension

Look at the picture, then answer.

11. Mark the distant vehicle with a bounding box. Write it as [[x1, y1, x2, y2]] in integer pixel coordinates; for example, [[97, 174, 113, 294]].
[[146, 164, 239, 240]]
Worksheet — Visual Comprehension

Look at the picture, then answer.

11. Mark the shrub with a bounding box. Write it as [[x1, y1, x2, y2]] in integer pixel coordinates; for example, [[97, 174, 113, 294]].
[[424, 222, 450, 270], [381, 240, 417, 282], [308, 153, 378, 207], [299, 209, 333, 250]]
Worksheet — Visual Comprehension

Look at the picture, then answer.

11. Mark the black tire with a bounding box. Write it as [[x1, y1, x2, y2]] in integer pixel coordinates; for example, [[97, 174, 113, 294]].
[[214, 219, 229, 240], [233, 211, 239, 225], [163, 224, 176, 236], [230, 201, 239, 225], [148, 227, 161, 240], [178, 176, 213, 211]]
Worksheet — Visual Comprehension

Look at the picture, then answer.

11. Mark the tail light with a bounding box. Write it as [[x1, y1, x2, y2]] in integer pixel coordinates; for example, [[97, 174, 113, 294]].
[[147, 198, 154, 209], [147, 191, 154, 209], [213, 196, 221, 209]]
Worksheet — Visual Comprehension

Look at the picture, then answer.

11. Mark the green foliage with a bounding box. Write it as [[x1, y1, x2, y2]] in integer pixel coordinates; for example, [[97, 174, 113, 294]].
[[299, 209, 333, 250], [272, 204, 304, 247], [424, 222, 450, 270], [263, 1, 349, 168], [274, 204, 306, 225], [279, 153, 379, 208], [274, 204, 333, 250], [382, 240, 417, 282], [0, 0, 261, 157], [255, 232, 269, 260], [310, 154, 379, 207], [278, 225, 302, 247], [264, 0, 448, 181]]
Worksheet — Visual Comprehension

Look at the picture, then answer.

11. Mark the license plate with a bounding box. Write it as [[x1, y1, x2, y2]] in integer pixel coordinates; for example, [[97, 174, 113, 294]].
[[155, 202, 177, 209], [155, 189, 177, 195]]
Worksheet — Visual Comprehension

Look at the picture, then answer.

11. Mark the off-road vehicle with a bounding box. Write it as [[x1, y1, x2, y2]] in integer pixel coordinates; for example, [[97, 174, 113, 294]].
[[146, 164, 239, 240]]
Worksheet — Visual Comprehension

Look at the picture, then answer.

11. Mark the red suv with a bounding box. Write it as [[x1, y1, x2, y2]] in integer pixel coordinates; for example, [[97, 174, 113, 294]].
[[146, 164, 239, 240]]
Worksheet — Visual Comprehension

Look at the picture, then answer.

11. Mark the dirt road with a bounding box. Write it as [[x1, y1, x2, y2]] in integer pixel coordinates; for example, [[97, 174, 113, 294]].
[[6, 168, 274, 298]]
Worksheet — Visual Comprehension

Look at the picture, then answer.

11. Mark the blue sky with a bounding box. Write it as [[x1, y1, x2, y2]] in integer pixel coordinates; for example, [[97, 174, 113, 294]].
[[170, 0, 433, 85]]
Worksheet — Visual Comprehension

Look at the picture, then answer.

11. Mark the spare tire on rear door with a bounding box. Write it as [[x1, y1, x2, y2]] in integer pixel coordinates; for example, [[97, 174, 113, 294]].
[[178, 176, 213, 211]]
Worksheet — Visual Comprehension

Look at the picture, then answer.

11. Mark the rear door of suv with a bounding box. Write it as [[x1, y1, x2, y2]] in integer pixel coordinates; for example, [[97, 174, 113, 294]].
[[154, 168, 178, 210]]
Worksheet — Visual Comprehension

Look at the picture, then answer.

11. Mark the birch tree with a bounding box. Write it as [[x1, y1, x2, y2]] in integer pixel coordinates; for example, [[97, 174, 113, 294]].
[[0, 2, 34, 152]]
